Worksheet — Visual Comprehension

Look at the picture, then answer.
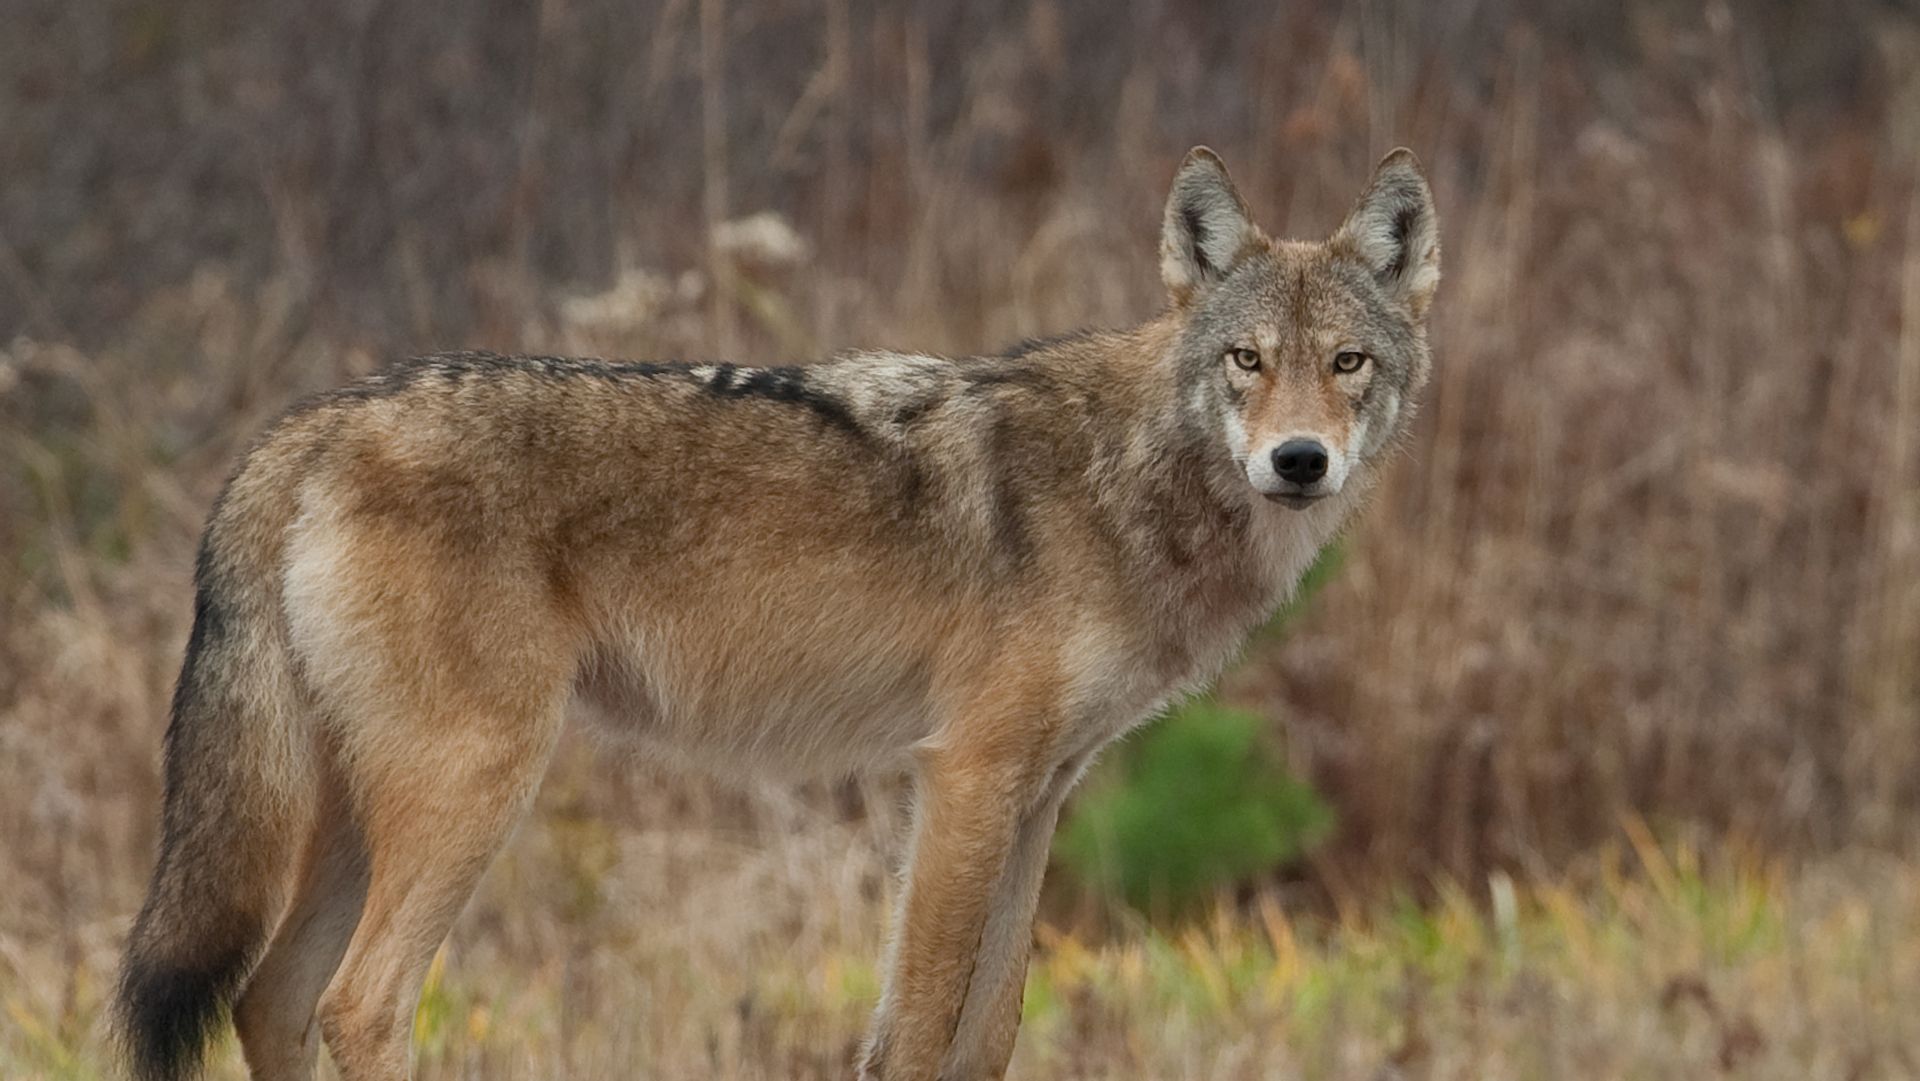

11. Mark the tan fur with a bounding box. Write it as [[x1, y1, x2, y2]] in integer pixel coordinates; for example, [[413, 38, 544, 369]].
[[115, 149, 1439, 1081]]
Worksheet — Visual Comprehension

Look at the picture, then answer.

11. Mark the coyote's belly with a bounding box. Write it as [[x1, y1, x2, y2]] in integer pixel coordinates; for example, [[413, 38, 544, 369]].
[[569, 600, 959, 777]]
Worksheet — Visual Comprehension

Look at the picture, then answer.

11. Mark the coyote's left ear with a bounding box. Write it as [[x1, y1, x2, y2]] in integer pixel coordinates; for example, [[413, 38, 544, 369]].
[[1333, 148, 1441, 320], [1161, 147, 1263, 305]]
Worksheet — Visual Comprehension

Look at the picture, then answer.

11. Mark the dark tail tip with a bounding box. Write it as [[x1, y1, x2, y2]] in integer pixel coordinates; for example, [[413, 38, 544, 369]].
[[116, 937, 252, 1081]]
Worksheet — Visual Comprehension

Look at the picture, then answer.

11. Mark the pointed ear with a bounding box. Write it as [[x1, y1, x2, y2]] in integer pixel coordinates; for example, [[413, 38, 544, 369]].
[[1160, 148, 1263, 305], [1332, 148, 1441, 319]]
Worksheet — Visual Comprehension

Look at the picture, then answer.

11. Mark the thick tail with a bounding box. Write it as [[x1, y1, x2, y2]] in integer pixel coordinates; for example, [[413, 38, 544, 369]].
[[116, 529, 311, 1081]]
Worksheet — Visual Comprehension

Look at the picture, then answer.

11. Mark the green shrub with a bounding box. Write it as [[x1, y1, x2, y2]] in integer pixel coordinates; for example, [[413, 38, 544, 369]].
[[1053, 546, 1341, 916], [1054, 699, 1333, 916]]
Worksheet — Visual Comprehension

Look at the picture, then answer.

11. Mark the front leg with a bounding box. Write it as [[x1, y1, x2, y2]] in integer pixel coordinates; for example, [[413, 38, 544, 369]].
[[938, 754, 1089, 1080], [860, 736, 1052, 1081]]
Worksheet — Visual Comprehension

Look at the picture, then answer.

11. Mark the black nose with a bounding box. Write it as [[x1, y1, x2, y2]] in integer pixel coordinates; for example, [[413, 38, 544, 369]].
[[1272, 440, 1329, 486]]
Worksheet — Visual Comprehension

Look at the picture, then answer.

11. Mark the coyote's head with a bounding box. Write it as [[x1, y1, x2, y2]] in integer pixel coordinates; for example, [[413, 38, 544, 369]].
[[1162, 147, 1439, 508]]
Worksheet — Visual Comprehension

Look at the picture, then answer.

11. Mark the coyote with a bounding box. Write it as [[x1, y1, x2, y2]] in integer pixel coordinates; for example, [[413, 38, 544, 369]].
[[116, 147, 1439, 1081]]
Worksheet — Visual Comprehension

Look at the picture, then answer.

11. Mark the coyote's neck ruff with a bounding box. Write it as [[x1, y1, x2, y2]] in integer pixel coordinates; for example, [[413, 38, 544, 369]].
[[118, 149, 1439, 1081]]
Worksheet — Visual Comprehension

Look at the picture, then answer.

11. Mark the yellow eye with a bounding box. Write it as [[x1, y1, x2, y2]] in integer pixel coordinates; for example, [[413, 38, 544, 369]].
[[1333, 351, 1368, 374], [1227, 348, 1261, 371]]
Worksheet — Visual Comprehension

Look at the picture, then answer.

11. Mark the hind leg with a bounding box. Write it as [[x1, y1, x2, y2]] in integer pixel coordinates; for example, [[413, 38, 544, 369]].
[[278, 500, 584, 1079], [315, 705, 566, 1081], [235, 768, 370, 1080]]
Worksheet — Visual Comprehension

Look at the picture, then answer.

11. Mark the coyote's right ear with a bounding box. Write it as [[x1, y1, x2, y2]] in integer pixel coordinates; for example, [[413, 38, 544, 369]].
[[1160, 148, 1262, 305]]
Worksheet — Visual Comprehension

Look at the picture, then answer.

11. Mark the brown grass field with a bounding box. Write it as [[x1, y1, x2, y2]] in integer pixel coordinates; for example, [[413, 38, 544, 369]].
[[4, 0, 1919, 1076]]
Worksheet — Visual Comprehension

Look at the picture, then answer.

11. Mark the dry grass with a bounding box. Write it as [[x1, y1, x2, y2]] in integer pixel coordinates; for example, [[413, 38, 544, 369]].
[[8, 807, 1920, 1078], [4, 0, 1920, 1076]]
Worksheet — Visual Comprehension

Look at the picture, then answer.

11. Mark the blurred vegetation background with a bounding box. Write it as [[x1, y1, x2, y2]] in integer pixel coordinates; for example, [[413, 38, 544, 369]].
[[4, 0, 1919, 1077]]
